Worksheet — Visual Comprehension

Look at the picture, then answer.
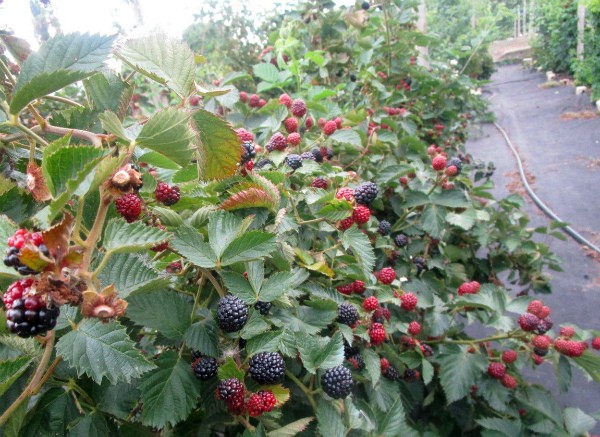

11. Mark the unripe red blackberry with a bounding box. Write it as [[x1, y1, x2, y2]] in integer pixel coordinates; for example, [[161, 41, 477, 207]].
[[372, 307, 391, 323], [336, 187, 355, 202], [236, 128, 254, 142], [377, 267, 396, 285], [259, 390, 276, 412], [321, 365, 353, 399], [216, 295, 248, 332], [284, 117, 298, 133], [115, 193, 142, 222], [311, 177, 328, 189], [369, 322, 386, 345], [338, 217, 355, 231], [4, 230, 48, 275], [249, 352, 286, 384], [249, 94, 260, 108], [432, 155, 447, 171], [518, 313, 540, 332], [266, 132, 287, 152], [287, 133, 301, 146], [278, 93, 292, 107], [501, 350, 518, 364], [217, 378, 244, 400], [155, 182, 180, 206], [487, 362, 506, 379], [400, 292, 418, 311], [362, 296, 379, 312], [247, 393, 265, 417], [592, 337, 600, 350], [501, 374, 517, 389], [347, 354, 365, 370], [559, 326, 576, 338], [408, 321, 421, 336], [290, 99, 307, 117], [352, 205, 371, 224], [352, 280, 366, 294], [323, 120, 337, 136], [336, 283, 354, 295]]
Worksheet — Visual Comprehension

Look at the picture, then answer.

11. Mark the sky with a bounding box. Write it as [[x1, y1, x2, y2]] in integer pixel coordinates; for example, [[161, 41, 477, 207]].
[[0, 0, 355, 50]]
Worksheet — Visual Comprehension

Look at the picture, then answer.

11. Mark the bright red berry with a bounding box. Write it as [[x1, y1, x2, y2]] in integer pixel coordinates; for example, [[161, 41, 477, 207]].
[[487, 362, 506, 379], [399, 176, 408, 186], [532, 335, 551, 350], [287, 133, 301, 146], [155, 182, 180, 206], [432, 154, 447, 171], [352, 206, 371, 224], [408, 321, 421, 336], [305, 116, 314, 129], [2, 278, 35, 310], [236, 128, 254, 142], [592, 338, 600, 350], [369, 322, 386, 345], [527, 300, 544, 317], [311, 177, 328, 189], [336, 187, 355, 202], [559, 326, 576, 338], [338, 217, 355, 230], [377, 267, 396, 285], [279, 93, 292, 107], [352, 280, 366, 294], [400, 292, 418, 311], [239, 91, 248, 103], [267, 132, 287, 152], [334, 117, 343, 128], [323, 120, 337, 136], [115, 193, 142, 222], [336, 283, 354, 295], [457, 281, 480, 296], [362, 296, 379, 311], [554, 339, 586, 357], [259, 390, 276, 412], [284, 117, 298, 133], [380, 357, 390, 372], [247, 393, 264, 417], [291, 99, 307, 117], [501, 374, 517, 389], [501, 350, 518, 364]]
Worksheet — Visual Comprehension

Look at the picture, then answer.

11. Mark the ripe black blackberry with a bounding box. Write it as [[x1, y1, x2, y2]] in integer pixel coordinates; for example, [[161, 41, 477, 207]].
[[6, 297, 59, 338], [533, 347, 549, 357], [249, 352, 286, 384], [191, 356, 218, 380], [240, 141, 256, 164], [377, 220, 391, 236], [338, 302, 359, 326], [216, 295, 248, 332], [361, 1, 370, 10], [300, 151, 316, 161], [413, 256, 427, 274], [446, 157, 463, 174], [310, 148, 324, 163], [191, 350, 203, 361], [255, 158, 274, 169], [321, 365, 353, 399], [394, 233, 409, 248], [353, 182, 378, 206], [285, 154, 303, 170], [344, 340, 360, 359], [217, 378, 244, 400], [254, 301, 272, 315], [383, 365, 401, 381]]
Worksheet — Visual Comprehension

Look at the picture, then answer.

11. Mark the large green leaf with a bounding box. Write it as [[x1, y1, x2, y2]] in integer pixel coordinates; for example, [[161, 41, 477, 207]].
[[68, 412, 110, 437], [139, 351, 200, 428], [10, 33, 115, 113], [316, 400, 345, 437], [191, 109, 241, 180], [18, 388, 80, 437], [329, 129, 363, 148], [0, 356, 31, 396], [208, 209, 244, 258], [295, 331, 343, 374], [116, 32, 195, 98], [563, 408, 596, 436], [377, 396, 409, 436], [421, 203, 446, 239], [220, 231, 276, 266], [267, 417, 314, 437], [97, 253, 168, 298], [84, 72, 133, 119], [221, 271, 258, 303], [476, 418, 522, 437], [136, 108, 196, 166], [171, 225, 217, 268], [435, 344, 487, 403], [573, 351, 600, 382], [102, 219, 170, 253], [253, 63, 279, 83], [56, 319, 155, 384], [184, 319, 219, 358], [340, 226, 375, 275], [126, 289, 191, 338]]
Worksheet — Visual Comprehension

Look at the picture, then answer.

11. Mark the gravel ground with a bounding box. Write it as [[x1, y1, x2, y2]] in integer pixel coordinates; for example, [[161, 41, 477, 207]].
[[466, 63, 600, 431]]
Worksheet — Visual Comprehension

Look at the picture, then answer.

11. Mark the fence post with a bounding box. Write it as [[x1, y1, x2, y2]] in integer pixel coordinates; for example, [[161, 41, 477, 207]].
[[577, 4, 586, 61], [523, 0, 527, 36]]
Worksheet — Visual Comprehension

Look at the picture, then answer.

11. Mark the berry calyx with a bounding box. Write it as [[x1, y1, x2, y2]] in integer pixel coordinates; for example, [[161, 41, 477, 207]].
[[115, 193, 142, 223], [362, 296, 379, 312], [155, 182, 181, 206]]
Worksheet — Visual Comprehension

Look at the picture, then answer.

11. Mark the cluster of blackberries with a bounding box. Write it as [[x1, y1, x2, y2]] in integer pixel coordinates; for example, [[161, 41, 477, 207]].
[[3, 229, 48, 275], [240, 141, 256, 164], [3, 279, 59, 338]]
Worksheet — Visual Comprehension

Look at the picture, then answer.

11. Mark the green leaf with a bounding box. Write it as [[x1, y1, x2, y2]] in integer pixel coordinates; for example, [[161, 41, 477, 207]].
[[68, 411, 110, 437], [340, 226, 375, 275], [317, 200, 353, 221], [140, 351, 200, 428], [116, 32, 195, 98], [220, 231, 276, 266], [136, 108, 196, 166], [431, 190, 470, 208], [184, 319, 219, 357], [99, 111, 132, 141], [240, 310, 270, 339], [191, 109, 241, 180], [84, 71, 133, 119], [476, 418, 522, 437], [56, 319, 155, 384], [267, 417, 314, 437], [296, 331, 343, 373], [377, 396, 408, 436], [97, 253, 167, 298], [572, 351, 600, 382], [260, 271, 297, 302], [316, 400, 345, 437], [555, 354, 572, 393], [253, 63, 279, 83], [0, 356, 31, 396], [435, 344, 487, 403], [363, 348, 381, 387], [171, 225, 217, 268], [19, 388, 79, 437], [563, 407, 596, 436], [126, 289, 191, 338], [10, 33, 116, 113], [421, 204, 446, 239], [208, 210, 244, 258], [102, 219, 170, 253], [446, 208, 477, 230], [246, 330, 284, 355], [329, 129, 363, 148], [217, 356, 246, 381], [221, 271, 258, 304]]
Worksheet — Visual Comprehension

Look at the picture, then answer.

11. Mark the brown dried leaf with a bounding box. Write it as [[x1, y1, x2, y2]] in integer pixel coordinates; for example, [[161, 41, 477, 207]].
[[41, 213, 74, 262]]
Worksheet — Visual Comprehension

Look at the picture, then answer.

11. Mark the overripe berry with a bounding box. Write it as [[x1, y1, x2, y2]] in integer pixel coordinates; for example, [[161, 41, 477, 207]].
[[284, 117, 298, 133], [518, 313, 540, 332], [216, 295, 248, 332], [336, 283, 354, 295], [394, 234, 409, 248], [369, 322, 386, 345], [336, 187, 355, 202], [236, 128, 254, 142], [266, 132, 287, 152], [191, 356, 218, 380], [347, 354, 365, 370], [291, 99, 307, 117], [285, 154, 303, 170], [353, 182, 378, 206], [338, 217, 355, 230], [362, 1, 370, 10], [501, 374, 517, 389], [487, 362, 506, 379], [432, 155, 447, 171], [377, 220, 391, 236], [155, 182, 181, 206], [240, 141, 256, 164], [321, 365, 353, 399], [323, 120, 337, 136], [115, 193, 142, 222], [249, 352, 286, 384], [338, 302, 360, 326], [352, 206, 371, 224], [279, 93, 292, 107], [287, 133, 301, 146], [311, 177, 329, 189], [408, 321, 421, 336], [352, 280, 366, 294], [372, 307, 391, 323], [247, 393, 265, 417], [559, 326, 576, 338], [501, 350, 518, 364], [400, 292, 418, 311], [377, 267, 396, 285], [362, 296, 379, 312], [254, 301, 272, 315], [592, 338, 600, 350], [532, 335, 551, 350]]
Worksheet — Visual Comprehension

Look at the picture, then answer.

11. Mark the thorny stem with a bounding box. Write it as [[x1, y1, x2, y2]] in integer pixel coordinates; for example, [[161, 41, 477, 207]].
[[236, 415, 256, 432], [424, 330, 527, 345], [0, 57, 16, 86], [82, 188, 111, 272], [202, 268, 225, 298], [0, 331, 56, 426], [286, 370, 318, 413], [42, 95, 85, 108]]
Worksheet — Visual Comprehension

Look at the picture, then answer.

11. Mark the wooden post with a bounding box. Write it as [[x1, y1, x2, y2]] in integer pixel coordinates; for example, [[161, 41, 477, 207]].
[[416, 0, 428, 66], [523, 0, 527, 36], [530, 0, 535, 34], [578, 4, 586, 61], [517, 5, 521, 36]]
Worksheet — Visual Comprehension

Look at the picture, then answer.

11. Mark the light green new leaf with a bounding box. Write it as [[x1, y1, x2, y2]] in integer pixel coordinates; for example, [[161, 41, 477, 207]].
[[140, 351, 200, 429], [435, 344, 487, 403], [340, 226, 375, 275], [126, 289, 192, 338], [56, 319, 155, 384], [136, 108, 196, 166], [99, 111, 133, 141], [102, 219, 170, 253], [170, 225, 217, 268], [84, 72, 133, 119], [116, 33, 195, 98], [10, 33, 116, 113], [191, 109, 241, 180]]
